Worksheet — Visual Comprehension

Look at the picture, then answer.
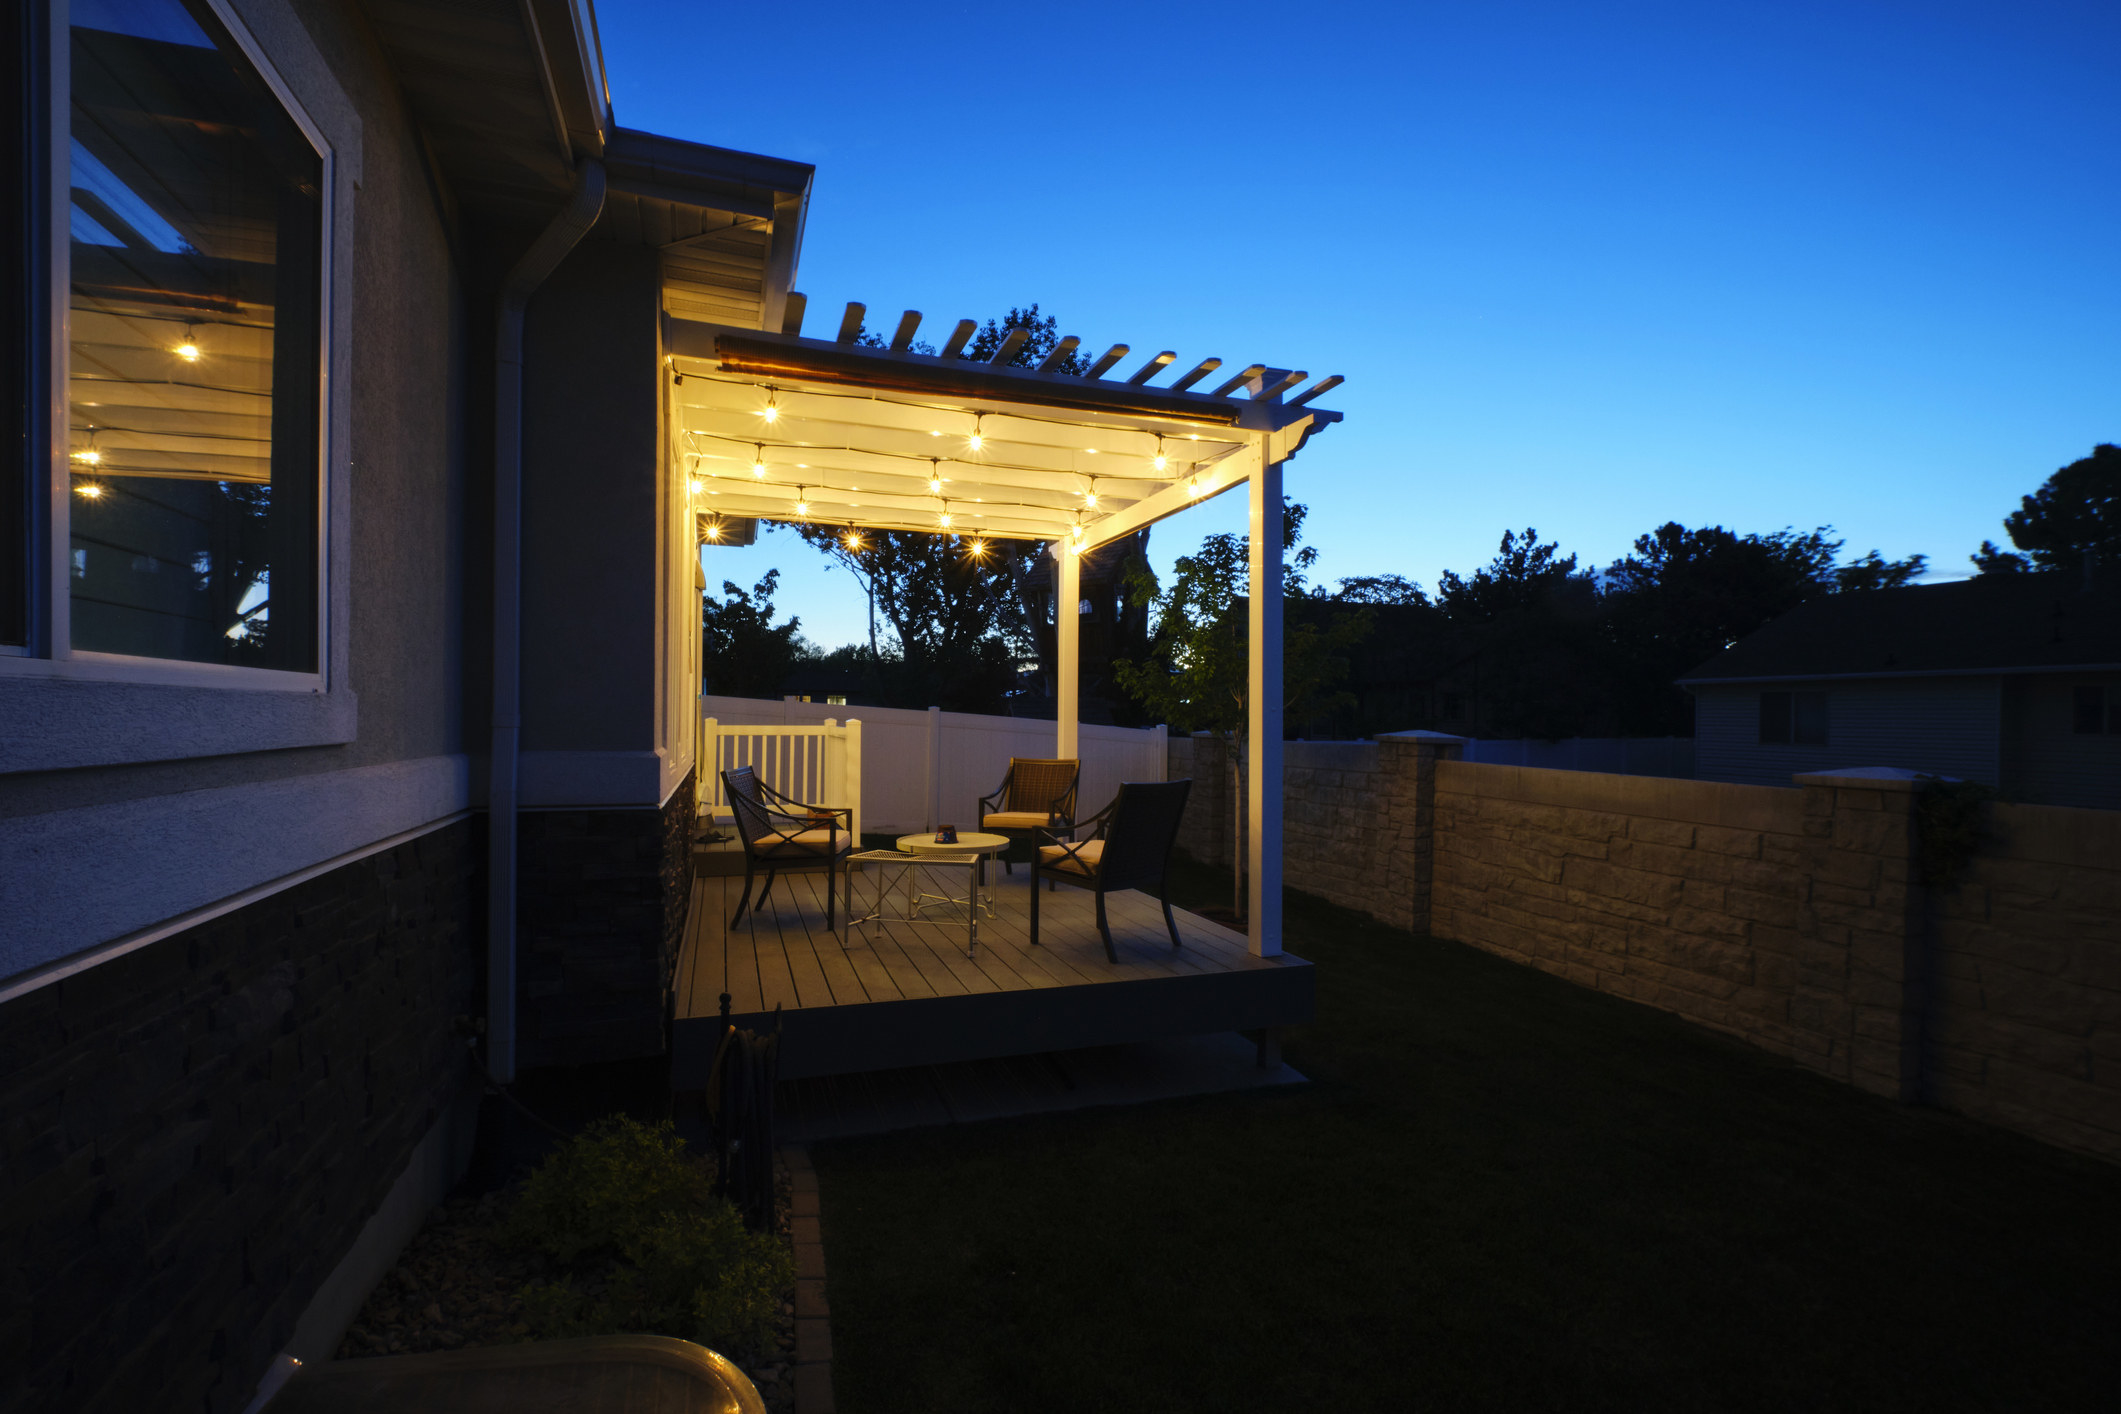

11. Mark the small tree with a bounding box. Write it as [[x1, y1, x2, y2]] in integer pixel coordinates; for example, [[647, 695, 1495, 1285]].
[[701, 570, 804, 699], [1113, 500, 1367, 913]]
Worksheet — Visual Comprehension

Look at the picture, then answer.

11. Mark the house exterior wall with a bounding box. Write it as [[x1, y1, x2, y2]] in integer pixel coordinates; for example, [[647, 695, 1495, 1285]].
[[2, 3, 484, 1408], [0, 821, 479, 1414], [2001, 671, 2121, 809], [1693, 677, 2003, 789]]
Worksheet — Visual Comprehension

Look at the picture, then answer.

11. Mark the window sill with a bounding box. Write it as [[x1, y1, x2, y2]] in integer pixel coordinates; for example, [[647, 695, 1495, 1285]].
[[0, 671, 356, 774]]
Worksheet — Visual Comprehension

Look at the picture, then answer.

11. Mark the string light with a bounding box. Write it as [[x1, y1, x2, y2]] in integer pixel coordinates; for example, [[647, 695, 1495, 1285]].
[[72, 429, 100, 466], [704, 518, 723, 541], [843, 529, 864, 551], [928, 458, 943, 495], [689, 476, 704, 497], [1083, 479, 1099, 509], [174, 323, 200, 362], [75, 482, 103, 498], [751, 446, 767, 478], [967, 415, 984, 453], [968, 538, 988, 559], [761, 389, 780, 423], [938, 502, 953, 529], [1187, 474, 1202, 499], [1152, 436, 1168, 473], [794, 487, 809, 516]]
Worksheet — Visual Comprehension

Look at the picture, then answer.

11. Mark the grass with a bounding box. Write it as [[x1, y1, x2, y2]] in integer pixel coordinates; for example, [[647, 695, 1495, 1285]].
[[810, 861, 2121, 1413]]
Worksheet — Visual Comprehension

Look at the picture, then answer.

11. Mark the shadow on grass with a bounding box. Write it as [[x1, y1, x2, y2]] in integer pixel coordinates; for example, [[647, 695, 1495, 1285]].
[[811, 861, 2121, 1413]]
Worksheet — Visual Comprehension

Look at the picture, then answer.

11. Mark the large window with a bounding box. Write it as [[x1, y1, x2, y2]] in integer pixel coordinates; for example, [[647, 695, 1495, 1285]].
[[65, 0, 322, 671], [3, 4, 37, 650]]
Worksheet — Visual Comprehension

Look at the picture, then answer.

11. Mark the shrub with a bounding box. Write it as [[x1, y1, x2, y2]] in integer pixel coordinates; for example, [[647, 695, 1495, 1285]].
[[504, 1117, 791, 1354]]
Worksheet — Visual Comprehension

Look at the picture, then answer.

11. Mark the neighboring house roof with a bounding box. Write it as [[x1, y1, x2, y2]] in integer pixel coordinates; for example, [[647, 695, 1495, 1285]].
[[1679, 573, 2121, 685]]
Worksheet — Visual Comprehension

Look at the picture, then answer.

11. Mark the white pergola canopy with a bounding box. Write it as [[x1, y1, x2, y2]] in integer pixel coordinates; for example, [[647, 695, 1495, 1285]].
[[667, 305, 1345, 956]]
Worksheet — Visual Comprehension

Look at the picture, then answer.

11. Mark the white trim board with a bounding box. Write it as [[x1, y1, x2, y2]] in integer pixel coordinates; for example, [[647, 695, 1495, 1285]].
[[0, 754, 470, 986]]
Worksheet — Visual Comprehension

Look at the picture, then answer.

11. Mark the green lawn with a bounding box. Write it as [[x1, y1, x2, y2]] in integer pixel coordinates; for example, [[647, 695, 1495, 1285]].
[[811, 863, 2121, 1413]]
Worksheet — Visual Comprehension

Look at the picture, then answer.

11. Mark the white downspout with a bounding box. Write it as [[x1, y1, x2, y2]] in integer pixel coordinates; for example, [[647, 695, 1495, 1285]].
[[488, 158, 606, 1084]]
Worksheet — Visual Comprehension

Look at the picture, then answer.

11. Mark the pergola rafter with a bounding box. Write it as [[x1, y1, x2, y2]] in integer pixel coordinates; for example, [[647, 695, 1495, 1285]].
[[665, 306, 1344, 956]]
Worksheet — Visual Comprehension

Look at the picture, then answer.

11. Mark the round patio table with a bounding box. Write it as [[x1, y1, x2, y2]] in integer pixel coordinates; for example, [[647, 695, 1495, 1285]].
[[896, 831, 1009, 920]]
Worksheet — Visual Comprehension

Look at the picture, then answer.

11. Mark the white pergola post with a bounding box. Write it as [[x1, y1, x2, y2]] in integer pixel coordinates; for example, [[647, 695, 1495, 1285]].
[[1055, 542, 1081, 760], [1246, 438, 1284, 957]]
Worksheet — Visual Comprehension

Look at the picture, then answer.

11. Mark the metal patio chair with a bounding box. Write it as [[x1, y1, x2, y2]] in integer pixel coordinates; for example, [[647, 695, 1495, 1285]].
[[722, 765, 854, 931], [977, 756, 1079, 874], [1029, 778, 1192, 962]]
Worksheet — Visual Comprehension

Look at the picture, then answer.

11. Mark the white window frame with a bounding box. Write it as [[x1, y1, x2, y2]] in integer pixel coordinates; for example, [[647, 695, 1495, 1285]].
[[0, 0, 359, 772]]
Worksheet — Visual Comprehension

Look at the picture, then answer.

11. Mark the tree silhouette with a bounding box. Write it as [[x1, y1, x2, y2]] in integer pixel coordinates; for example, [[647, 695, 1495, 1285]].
[[1973, 444, 2121, 575]]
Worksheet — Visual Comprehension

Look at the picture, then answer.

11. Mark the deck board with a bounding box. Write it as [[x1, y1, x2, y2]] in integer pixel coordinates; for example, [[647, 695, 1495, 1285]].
[[674, 859, 1312, 1083]]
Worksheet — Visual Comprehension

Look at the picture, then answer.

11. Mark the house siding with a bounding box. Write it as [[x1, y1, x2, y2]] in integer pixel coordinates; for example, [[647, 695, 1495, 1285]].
[[2001, 672, 2121, 810], [1694, 678, 2003, 789]]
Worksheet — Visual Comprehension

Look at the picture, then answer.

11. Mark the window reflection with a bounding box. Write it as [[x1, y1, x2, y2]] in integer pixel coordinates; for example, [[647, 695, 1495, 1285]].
[[68, 0, 322, 670]]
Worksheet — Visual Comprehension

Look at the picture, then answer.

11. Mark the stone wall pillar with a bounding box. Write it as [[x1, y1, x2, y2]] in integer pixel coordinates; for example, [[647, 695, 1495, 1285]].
[[1377, 731, 1465, 935], [1795, 769, 1928, 1101]]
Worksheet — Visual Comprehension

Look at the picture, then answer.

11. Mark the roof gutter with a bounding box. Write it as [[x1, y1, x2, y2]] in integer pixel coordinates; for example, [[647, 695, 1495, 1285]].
[[488, 157, 606, 1085]]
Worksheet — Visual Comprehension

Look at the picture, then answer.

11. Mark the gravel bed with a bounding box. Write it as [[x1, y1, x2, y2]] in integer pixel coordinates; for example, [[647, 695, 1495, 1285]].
[[334, 1154, 798, 1411]]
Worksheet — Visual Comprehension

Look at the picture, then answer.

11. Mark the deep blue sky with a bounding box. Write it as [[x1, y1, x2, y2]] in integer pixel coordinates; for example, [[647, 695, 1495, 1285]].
[[600, 0, 2120, 651]]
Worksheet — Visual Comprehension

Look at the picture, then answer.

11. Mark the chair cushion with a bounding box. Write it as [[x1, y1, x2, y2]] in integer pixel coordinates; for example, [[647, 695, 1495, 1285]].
[[1037, 839, 1103, 876], [760, 828, 849, 856], [983, 811, 1054, 830]]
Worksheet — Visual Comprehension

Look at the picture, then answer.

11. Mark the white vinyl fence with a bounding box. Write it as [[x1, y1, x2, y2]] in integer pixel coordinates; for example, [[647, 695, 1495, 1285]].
[[700, 695, 1169, 837]]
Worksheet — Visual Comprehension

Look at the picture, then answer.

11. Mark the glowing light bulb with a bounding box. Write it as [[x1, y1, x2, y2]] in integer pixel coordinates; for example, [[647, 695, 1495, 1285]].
[[844, 532, 863, 550], [73, 448, 100, 465], [76, 482, 103, 498], [174, 323, 200, 361], [689, 477, 704, 496], [706, 521, 723, 541], [1071, 523, 1086, 542], [967, 415, 984, 452], [1084, 482, 1100, 509], [928, 476, 943, 494], [939, 510, 953, 528], [761, 391, 780, 423], [1187, 477, 1202, 499], [969, 538, 987, 557], [794, 489, 809, 515], [751, 447, 767, 478], [1153, 452, 1168, 472]]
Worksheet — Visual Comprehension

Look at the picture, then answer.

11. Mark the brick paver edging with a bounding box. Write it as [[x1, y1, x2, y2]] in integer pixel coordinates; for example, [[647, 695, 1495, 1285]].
[[784, 1145, 835, 1414]]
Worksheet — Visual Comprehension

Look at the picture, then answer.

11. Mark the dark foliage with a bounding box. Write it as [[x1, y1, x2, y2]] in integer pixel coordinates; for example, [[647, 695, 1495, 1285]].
[[702, 570, 805, 699], [1975, 443, 2121, 576]]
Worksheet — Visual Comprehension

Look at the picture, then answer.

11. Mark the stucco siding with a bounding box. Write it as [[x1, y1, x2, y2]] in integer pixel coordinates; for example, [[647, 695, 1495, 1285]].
[[1695, 678, 2003, 788]]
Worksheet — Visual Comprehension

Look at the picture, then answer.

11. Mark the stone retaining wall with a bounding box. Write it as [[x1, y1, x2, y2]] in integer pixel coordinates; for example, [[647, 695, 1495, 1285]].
[[1172, 735, 2121, 1162]]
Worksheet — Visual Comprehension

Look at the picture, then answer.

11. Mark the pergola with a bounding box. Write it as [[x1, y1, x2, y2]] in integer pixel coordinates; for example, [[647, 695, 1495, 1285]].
[[664, 303, 1343, 957]]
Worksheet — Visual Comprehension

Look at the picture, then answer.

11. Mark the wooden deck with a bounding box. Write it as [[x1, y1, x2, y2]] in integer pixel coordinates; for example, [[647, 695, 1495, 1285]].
[[672, 863, 1313, 1084]]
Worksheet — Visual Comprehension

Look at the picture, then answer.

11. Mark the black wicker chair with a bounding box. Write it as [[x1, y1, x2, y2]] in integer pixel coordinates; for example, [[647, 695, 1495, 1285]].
[[1030, 778, 1192, 961], [977, 757, 1079, 875], [722, 765, 854, 930]]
